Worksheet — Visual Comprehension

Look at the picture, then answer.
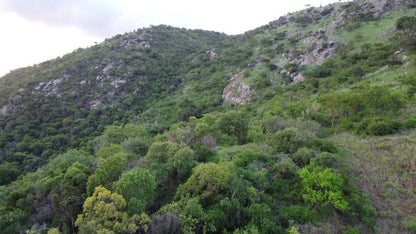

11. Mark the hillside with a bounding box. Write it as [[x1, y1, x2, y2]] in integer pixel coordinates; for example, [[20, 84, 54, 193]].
[[1, 0, 416, 233]]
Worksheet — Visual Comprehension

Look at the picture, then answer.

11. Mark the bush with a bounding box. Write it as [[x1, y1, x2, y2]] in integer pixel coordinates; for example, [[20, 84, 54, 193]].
[[269, 128, 303, 154], [113, 168, 157, 214], [365, 118, 403, 136], [311, 152, 340, 168], [405, 115, 416, 129], [121, 137, 149, 156], [279, 205, 318, 224], [402, 218, 416, 232], [306, 138, 338, 153], [396, 16, 416, 31], [292, 148, 316, 166], [194, 144, 213, 162], [342, 227, 359, 234]]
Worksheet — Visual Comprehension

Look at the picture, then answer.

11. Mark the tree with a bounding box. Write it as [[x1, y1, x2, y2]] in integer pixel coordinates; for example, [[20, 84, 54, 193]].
[[0, 162, 20, 185], [363, 86, 406, 117], [0, 150, 95, 233], [176, 162, 235, 201], [299, 165, 349, 212], [319, 92, 347, 127], [87, 152, 128, 194], [396, 16, 416, 31], [145, 141, 195, 182], [103, 124, 148, 144], [121, 137, 149, 156], [268, 127, 303, 154], [113, 168, 157, 214], [167, 146, 195, 181], [214, 111, 249, 145], [96, 144, 123, 159], [75, 186, 150, 234]]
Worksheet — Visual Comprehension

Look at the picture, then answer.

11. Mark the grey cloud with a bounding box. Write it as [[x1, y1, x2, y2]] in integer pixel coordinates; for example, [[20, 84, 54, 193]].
[[1, 0, 131, 37]]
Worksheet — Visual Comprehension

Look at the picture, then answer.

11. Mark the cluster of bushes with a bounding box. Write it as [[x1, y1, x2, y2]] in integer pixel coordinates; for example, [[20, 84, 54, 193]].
[[0, 109, 376, 233], [311, 85, 409, 136]]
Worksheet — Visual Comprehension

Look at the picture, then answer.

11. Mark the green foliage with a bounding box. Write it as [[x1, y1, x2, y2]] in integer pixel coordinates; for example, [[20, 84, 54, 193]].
[[300, 164, 349, 212], [402, 218, 416, 232], [2, 2, 415, 233], [268, 127, 303, 154], [233, 224, 260, 234], [145, 141, 196, 182], [0, 162, 20, 185], [214, 110, 250, 145], [103, 124, 149, 144], [96, 144, 123, 158], [214, 144, 267, 168], [177, 162, 235, 200], [396, 16, 416, 31], [75, 185, 150, 233], [121, 136, 150, 156], [279, 205, 318, 224], [365, 117, 403, 136], [292, 147, 315, 166], [1, 150, 95, 232], [87, 152, 128, 194], [245, 203, 280, 233], [113, 168, 157, 214], [342, 227, 359, 234]]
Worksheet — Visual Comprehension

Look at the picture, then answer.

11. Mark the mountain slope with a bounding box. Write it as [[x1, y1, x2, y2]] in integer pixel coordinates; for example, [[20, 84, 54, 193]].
[[1, 0, 416, 233], [0, 26, 228, 173]]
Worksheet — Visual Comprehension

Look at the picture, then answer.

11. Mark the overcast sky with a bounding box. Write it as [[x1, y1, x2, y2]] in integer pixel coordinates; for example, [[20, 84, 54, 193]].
[[0, 0, 344, 77]]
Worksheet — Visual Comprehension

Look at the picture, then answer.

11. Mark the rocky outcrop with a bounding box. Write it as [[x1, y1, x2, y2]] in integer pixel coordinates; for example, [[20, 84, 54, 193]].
[[276, 30, 339, 84], [278, 30, 338, 67], [222, 71, 251, 106], [34, 76, 66, 97], [0, 105, 8, 116], [206, 49, 218, 59], [1, 95, 24, 116]]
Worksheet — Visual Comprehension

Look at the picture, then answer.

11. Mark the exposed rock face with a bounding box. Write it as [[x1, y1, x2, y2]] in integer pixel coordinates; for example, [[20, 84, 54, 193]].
[[89, 100, 103, 109], [1, 95, 24, 116], [278, 30, 338, 67], [222, 71, 251, 106], [206, 49, 218, 59], [276, 30, 339, 84], [293, 73, 305, 83], [34, 76, 66, 96], [0, 105, 7, 116], [355, 0, 412, 15]]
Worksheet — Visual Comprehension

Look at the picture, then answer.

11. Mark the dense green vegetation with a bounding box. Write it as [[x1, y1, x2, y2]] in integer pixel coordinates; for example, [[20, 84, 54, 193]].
[[1, 0, 416, 233]]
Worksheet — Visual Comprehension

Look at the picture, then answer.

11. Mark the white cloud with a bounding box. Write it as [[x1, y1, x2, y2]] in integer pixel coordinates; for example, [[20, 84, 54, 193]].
[[0, 12, 101, 76]]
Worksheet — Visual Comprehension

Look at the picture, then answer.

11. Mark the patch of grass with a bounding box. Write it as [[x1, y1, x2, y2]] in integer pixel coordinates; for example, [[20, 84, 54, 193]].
[[330, 131, 416, 233]]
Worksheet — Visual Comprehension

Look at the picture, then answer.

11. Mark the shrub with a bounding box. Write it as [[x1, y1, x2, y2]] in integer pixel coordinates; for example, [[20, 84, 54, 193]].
[[311, 152, 340, 168], [405, 114, 416, 129], [113, 168, 157, 214], [300, 165, 349, 212], [292, 147, 316, 166], [342, 227, 359, 234], [269, 128, 303, 154], [279, 205, 318, 224], [396, 16, 416, 31], [306, 138, 338, 153], [194, 144, 213, 162], [121, 137, 149, 156], [365, 118, 403, 136], [402, 218, 416, 232]]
